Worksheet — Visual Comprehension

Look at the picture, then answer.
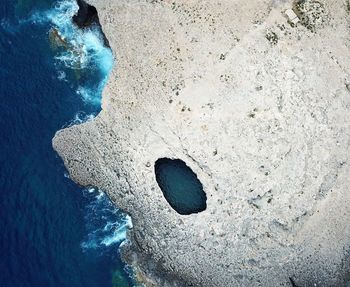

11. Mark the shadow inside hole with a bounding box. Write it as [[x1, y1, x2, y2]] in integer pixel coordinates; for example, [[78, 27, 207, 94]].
[[154, 158, 207, 215]]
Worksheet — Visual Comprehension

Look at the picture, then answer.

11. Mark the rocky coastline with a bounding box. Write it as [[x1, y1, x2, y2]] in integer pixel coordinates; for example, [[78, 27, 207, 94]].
[[53, 0, 350, 286]]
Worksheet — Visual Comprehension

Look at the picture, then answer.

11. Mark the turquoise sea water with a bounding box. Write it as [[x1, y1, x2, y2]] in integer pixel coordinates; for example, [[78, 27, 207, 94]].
[[0, 0, 133, 286]]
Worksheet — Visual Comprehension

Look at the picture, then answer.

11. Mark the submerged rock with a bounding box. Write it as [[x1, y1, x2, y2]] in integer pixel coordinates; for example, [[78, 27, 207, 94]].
[[53, 0, 350, 286]]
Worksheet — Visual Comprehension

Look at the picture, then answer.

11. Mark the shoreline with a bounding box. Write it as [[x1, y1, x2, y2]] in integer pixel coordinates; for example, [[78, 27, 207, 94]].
[[72, 0, 110, 47], [53, 0, 350, 286]]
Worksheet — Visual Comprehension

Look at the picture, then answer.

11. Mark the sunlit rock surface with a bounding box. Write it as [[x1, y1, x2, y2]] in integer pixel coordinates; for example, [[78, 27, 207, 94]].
[[53, 0, 350, 286]]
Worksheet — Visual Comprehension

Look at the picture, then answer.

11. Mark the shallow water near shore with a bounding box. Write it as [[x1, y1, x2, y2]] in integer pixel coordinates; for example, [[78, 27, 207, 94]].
[[0, 0, 133, 286]]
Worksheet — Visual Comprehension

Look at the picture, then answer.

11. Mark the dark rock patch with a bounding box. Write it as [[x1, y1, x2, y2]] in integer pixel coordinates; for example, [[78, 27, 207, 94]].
[[73, 0, 110, 47]]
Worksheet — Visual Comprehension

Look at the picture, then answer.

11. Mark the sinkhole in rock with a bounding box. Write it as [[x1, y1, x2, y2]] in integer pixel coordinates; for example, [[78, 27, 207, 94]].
[[154, 158, 207, 215]]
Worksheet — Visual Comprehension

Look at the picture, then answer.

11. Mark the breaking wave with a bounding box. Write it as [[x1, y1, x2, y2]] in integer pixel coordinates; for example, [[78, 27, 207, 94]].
[[35, 0, 128, 255], [72, 111, 95, 124], [30, 0, 114, 106], [81, 188, 132, 252], [77, 84, 104, 106]]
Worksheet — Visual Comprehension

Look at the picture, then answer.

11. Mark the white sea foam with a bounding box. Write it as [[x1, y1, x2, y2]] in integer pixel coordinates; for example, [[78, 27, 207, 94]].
[[72, 111, 95, 124], [101, 216, 133, 247], [57, 70, 66, 81], [31, 0, 114, 105], [95, 190, 105, 201], [61, 111, 95, 128], [81, 188, 132, 252], [87, 187, 95, 193], [77, 86, 101, 105]]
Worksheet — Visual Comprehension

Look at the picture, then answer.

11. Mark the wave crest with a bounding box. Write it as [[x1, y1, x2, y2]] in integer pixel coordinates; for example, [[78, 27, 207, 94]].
[[81, 188, 132, 252], [32, 0, 114, 106]]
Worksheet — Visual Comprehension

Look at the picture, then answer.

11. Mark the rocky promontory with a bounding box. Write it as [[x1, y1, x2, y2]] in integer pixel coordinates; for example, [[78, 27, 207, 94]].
[[53, 0, 350, 286]]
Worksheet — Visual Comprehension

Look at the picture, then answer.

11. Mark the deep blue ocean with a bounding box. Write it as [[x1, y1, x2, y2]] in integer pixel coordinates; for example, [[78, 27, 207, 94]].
[[0, 0, 133, 286]]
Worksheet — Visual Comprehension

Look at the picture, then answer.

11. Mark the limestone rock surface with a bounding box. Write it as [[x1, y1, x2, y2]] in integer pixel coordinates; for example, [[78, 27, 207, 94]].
[[53, 0, 350, 286]]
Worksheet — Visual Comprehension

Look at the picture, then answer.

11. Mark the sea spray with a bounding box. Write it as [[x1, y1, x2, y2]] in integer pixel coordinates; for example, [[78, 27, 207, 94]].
[[45, 1, 135, 284], [44, 0, 132, 264], [0, 0, 133, 285], [81, 188, 132, 252], [61, 111, 96, 128], [30, 0, 114, 106]]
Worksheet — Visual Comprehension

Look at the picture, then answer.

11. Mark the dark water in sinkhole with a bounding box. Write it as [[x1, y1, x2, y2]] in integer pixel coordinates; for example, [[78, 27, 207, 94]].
[[155, 158, 207, 215], [0, 0, 134, 286]]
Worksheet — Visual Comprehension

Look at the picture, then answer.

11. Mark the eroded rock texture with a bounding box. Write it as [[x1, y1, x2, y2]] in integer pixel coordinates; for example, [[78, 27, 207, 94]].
[[53, 0, 350, 286]]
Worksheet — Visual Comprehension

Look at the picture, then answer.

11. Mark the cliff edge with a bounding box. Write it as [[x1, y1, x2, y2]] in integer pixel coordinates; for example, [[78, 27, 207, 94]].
[[53, 0, 350, 286]]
